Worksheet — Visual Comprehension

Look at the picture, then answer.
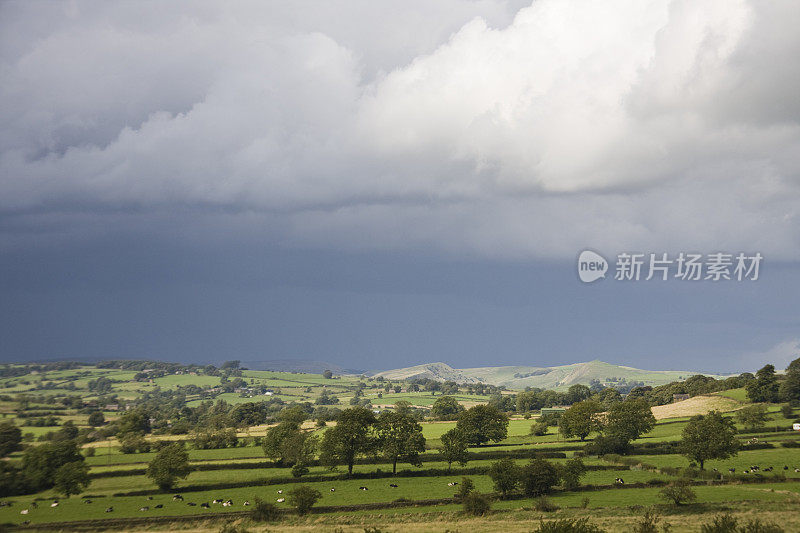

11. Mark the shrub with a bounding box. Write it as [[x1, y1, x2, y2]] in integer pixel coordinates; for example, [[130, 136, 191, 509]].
[[83, 446, 96, 457], [520, 458, 560, 497], [533, 496, 559, 512], [780, 404, 793, 418], [488, 458, 519, 497], [559, 457, 587, 490], [631, 509, 664, 533], [462, 492, 491, 516], [533, 518, 606, 533], [457, 477, 475, 499], [251, 497, 281, 522], [700, 513, 783, 533], [119, 434, 150, 454], [291, 463, 309, 478], [287, 485, 322, 515], [659, 480, 697, 505], [530, 421, 549, 436]]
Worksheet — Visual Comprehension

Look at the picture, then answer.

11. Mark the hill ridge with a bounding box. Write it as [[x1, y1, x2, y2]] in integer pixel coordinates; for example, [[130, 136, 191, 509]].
[[373, 360, 725, 390]]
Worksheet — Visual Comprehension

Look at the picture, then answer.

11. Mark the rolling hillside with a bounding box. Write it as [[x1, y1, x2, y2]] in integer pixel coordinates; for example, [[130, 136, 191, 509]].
[[373, 360, 727, 390]]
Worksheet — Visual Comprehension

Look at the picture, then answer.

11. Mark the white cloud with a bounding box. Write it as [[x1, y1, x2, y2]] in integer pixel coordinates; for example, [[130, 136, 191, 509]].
[[737, 339, 800, 371], [1, 0, 799, 258]]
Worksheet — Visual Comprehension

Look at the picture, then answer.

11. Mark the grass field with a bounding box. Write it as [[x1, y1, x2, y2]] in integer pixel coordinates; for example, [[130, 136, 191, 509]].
[[3, 364, 800, 532]]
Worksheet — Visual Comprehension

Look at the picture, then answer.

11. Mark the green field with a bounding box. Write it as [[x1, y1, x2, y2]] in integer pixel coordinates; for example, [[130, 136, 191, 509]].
[[2, 362, 800, 532]]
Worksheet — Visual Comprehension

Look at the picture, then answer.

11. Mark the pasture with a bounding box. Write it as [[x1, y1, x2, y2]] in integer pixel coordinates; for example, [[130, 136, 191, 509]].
[[2, 364, 800, 532]]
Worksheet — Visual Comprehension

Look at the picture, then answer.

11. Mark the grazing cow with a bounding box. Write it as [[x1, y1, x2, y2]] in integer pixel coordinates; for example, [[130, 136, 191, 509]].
[[614, 478, 624, 484], [187, 502, 197, 506], [729, 468, 735, 473], [51, 501, 59, 507], [212, 499, 223, 504], [277, 498, 285, 503], [139, 506, 149, 512], [330, 488, 335, 492], [201, 503, 210, 508], [20, 509, 28, 515], [784, 466, 789, 470], [277, 490, 283, 494], [147, 496, 153, 500], [155, 504, 163, 509], [744, 470, 750, 474], [795, 469, 800, 473], [359, 487, 369, 491], [105, 507, 114, 513], [243, 501, 250, 506], [223, 500, 233, 507], [173, 495, 184, 501], [389, 484, 398, 488]]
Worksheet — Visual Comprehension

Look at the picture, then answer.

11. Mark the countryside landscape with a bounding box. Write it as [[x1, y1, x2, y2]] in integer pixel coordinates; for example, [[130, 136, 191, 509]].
[[4, 1, 800, 532], [1, 357, 799, 532]]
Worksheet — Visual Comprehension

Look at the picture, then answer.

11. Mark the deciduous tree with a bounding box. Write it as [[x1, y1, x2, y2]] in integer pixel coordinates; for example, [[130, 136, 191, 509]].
[[375, 411, 426, 474], [456, 404, 509, 446], [146, 443, 191, 490], [681, 411, 739, 470], [319, 406, 377, 475]]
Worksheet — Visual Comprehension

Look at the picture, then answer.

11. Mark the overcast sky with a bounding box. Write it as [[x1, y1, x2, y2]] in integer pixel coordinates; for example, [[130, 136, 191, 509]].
[[1, 0, 799, 373]]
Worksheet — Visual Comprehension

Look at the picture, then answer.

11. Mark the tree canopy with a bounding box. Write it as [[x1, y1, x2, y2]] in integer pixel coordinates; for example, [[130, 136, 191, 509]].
[[375, 411, 426, 474], [559, 400, 602, 441], [681, 410, 739, 470], [319, 406, 377, 475], [456, 404, 509, 446], [146, 443, 192, 490]]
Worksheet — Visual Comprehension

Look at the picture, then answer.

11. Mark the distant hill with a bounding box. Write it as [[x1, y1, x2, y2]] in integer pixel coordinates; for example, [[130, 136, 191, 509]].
[[242, 359, 361, 375], [372, 360, 727, 390]]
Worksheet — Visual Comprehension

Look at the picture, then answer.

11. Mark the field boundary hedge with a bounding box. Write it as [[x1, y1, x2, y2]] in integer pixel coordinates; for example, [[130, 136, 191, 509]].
[[91, 449, 570, 479]]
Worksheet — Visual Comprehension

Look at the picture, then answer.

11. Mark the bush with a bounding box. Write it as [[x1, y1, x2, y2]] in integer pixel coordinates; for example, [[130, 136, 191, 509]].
[[287, 485, 322, 515], [457, 477, 475, 499], [659, 480, 697, 505], [533, 518, 606, 533], [83, 446, 96, 457], [700, 513, 783, 533], [462, 492, 491, 516], [488, 458, 519, 497], [585, 434, 630, 455], [533, 496, 559, 512], [521, 458, 560, 497], [119, 434, 150, 454], [251, 497, 281, 522], [291, 463, 309, 478], [559, 457, 586, 490], [780, 404, 794, 418], [780, 440, 800, 448], [631, 509, 664, 533], [530, 421, 549, 436]]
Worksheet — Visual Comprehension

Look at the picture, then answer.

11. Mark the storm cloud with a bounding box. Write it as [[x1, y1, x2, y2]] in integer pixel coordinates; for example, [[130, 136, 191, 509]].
[[2, 0, 799, 258], [1, 1, 799, 370]]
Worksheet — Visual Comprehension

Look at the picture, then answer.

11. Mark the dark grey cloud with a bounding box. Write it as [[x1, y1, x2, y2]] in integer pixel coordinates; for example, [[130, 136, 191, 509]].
[[1, 1, 799, 370], [1, 0, 799, 259]]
